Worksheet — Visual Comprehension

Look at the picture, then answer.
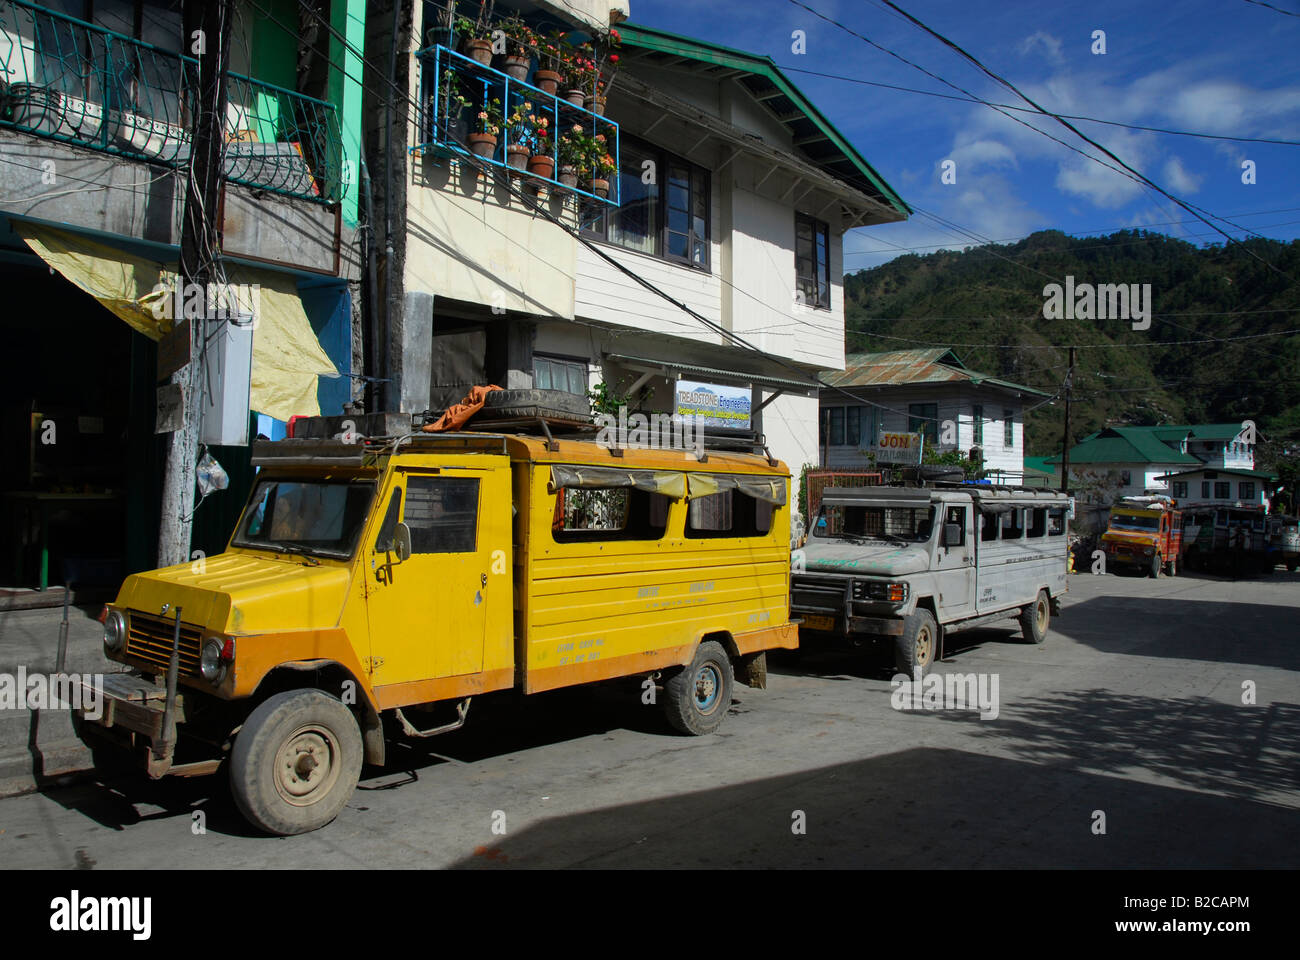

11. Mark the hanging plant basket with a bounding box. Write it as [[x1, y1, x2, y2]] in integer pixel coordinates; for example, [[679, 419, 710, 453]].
[[503, 56, 530, 81], [506, 144, 530, 169], [463, 37, 493, 65], [534, 70, 562, 95], [527, 154, 555, 179], [468, 132, 498, 157]]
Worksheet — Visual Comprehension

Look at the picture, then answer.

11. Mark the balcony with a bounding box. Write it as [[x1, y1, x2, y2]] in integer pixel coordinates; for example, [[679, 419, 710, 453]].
[[0, 0, 345, 205], [415, 43, 620, 208]]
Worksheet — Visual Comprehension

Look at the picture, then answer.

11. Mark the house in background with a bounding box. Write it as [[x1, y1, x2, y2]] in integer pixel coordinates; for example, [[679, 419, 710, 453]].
[[817, 348, 1049, 479], [1049, 423, 1256, 504], [367, 3, 910, 475], [1155, 466, 1276, 509]]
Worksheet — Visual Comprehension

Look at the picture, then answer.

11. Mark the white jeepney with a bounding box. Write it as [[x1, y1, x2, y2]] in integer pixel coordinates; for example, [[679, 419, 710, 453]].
[[791, 484, 1071, 675]]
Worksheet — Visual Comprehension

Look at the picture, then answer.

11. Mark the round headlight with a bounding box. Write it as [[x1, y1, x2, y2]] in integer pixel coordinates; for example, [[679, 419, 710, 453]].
[[103, 610, 126, 651], [200, 638, 227, 683]]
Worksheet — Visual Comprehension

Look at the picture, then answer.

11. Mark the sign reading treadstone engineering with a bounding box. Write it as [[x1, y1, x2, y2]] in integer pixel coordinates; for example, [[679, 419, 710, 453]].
[[674, 380, 751, 431]]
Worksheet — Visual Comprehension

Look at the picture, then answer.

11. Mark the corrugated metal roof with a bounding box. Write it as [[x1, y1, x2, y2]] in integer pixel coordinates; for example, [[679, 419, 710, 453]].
[[1049, 423, 1251, 466], [821, 348, 1050, 397]]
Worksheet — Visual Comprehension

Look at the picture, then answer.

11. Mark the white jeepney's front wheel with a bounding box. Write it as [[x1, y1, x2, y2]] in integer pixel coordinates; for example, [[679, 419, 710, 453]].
[[1020, 590, 1050, 644], [895, 609, 938, 677], [230, 689, 363, 836]]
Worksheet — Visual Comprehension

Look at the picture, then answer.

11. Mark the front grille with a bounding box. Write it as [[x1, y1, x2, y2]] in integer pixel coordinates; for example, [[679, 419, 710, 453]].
[[125, 612, 203, 677], [791, 576, 847, 614]]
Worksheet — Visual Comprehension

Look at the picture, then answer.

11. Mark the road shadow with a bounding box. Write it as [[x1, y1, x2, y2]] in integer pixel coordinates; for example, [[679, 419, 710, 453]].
[[1051, 596, 1300, 671], [445, 746, 1300, 869]]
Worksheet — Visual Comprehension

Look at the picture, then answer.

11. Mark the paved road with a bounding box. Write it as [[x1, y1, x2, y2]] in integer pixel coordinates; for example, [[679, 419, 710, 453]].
[[2, 570, 1298, 868]]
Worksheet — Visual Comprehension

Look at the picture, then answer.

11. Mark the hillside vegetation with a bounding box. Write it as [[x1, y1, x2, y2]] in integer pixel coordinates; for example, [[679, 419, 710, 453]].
[[843, 230, 1300, 459]]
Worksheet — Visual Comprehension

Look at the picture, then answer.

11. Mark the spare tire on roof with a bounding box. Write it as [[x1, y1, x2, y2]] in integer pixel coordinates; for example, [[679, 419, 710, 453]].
[[479, 388, 591, 421]]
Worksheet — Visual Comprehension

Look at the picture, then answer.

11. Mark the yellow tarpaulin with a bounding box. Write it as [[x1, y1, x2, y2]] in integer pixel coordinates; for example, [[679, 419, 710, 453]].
[[18, 223, 337, 421]]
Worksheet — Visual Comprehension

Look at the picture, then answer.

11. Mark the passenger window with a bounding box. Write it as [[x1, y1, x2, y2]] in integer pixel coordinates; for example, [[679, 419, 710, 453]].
[[1001, 509, 1024, 539], [1048, 509, 1066, 536], [1028, 508, 1046, 538], [374, 488, 402, 552], [404, 477, 479, 553], [980, 512, 999, 542], [943, 506, 966, 546], [686, 492, 773, 538], [552, 488, 670, 542]]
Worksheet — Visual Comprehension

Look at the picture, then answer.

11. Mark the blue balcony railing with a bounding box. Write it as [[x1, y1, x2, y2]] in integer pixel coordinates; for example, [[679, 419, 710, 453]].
[[0, 0, 345, 205], [415, 43, 620, 208]]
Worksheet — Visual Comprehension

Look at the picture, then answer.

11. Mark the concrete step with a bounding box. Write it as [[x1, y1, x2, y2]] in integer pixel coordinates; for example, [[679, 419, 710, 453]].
[[0, 707, 95, 798]]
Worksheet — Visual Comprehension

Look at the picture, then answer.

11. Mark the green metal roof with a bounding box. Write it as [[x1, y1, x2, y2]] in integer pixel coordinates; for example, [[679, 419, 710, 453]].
[[1046, 426, 1203, 466], [1023, 456, 1056, 476], [617, 23, 910, 218]]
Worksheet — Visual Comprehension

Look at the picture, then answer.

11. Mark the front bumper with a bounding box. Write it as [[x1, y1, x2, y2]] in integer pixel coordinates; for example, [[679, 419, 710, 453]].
[[75, 672, 187, 778]]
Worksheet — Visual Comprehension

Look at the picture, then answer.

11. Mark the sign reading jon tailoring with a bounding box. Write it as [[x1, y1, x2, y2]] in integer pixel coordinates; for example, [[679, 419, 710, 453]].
[[675, 381, 751, 431], [875, 431, 924, 463]]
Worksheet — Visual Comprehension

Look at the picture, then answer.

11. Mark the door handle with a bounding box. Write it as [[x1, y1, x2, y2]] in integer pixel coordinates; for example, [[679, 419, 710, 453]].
[[481, 572, 488, 587]]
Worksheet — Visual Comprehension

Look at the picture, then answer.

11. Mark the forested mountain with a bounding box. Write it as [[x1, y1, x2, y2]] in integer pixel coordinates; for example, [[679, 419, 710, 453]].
[[843, 230, 1300, 459]]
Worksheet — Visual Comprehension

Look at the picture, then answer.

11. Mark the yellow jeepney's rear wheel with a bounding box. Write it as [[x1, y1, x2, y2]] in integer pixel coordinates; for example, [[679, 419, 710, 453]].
[[662, 640, 735, 736], [230, 689, 363, 836]]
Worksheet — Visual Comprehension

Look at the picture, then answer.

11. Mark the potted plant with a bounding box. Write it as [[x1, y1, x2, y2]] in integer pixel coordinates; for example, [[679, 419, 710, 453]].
[[564, 44, 597, 107], [498, 13, 535, 81], [434, 67, 471, 145], [526, 111, 554, 178], [532, 29, 568, 95], [586, 135, 617, 198], [469, 96, 502, 157], [591, 29, 622, 115], [557, 127, 584, 187], [455, 0, 496, 65], [504, 100, 533, 169]]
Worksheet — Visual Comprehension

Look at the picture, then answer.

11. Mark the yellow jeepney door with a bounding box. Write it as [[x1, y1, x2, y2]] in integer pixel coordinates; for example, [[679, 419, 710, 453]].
[[364, 467, 501, 685]]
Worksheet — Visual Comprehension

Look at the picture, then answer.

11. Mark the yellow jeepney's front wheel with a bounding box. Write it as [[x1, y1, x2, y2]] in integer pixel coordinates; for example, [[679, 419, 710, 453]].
[[230, 689, 363, 836]]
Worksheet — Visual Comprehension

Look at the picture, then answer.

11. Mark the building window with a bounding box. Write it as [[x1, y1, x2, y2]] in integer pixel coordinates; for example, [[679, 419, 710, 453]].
[[828, 408, 845, 446], [795, 213, 831, 310], [1214, 481, 1230, 498], [844, 405, 873, 446], [533, 355, 588, 395], [909, 403, 938, 444], [582, 136, 709, 270], [1239, 481, 1255, 499], [1003, 409, 1015, 448], [1172, 481, 1188, 499], [1120, 470, 1132, 487], [972, 404, 983, 445], [1201, 481, 1211, 499]]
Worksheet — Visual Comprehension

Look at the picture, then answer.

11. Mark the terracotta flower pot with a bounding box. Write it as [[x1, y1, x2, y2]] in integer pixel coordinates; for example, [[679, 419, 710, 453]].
[[558, 165, 578, 188], [591, 95, 607, 116], [534, 70, 562, 95], [506, 144, 530, 170], [468, 133, 497, 157], [565, 90, 586, 108], [528, 154, 555, 179], [503, 56, 530, 81], [588, 177, 610, 199], [464, 38, 492, 65]]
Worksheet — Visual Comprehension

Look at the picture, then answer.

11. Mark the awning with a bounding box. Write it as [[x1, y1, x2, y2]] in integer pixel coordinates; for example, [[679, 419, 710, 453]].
[[604, 353, 821, 396], [17, 222, 337, 421], [688, 473, 787, 505], [549, 465, 687, 500]]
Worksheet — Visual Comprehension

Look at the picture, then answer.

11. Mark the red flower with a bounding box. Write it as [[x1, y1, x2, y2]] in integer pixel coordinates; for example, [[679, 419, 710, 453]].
[[610, 54, 619, 63]]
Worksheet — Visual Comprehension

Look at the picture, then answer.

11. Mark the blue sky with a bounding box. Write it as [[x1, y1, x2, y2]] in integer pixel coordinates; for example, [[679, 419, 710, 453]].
[[629, 0, 1300, 271]]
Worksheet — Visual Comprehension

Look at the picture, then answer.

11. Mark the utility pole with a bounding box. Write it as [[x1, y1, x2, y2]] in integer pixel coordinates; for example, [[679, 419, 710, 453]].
[[157, 0, 232, 567], [1060, 346, 1076, 493]]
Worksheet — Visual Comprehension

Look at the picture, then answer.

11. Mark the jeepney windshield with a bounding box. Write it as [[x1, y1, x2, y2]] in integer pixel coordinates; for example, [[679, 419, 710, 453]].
[[814, 503, 937, 544], [1108, 512, 1160, 532], [232, 478, 377, 559]]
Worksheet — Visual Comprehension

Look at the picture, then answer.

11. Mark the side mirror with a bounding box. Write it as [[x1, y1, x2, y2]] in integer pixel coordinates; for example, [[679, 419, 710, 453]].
[[394, 522, 412, 562], [943, 523, 962, 547]]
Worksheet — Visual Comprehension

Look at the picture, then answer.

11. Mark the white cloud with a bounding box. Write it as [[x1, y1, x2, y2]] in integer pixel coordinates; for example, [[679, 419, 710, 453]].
[[1161, 156, 1202, 194], [1018, 31, 1064, 65]]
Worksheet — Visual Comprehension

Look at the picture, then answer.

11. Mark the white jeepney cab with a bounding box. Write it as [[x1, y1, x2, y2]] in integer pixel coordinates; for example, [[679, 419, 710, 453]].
[[791, 484, 1070, 675]]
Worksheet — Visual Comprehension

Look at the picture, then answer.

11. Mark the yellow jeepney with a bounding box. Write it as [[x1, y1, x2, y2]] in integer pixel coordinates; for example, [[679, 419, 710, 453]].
[[78, 429, 795, 834]]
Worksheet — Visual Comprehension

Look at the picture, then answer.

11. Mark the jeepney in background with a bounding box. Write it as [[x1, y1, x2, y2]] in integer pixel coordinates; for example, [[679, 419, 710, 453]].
[[791, 484, 1069, 677], [1181, 503, 1271, 575], [1100, 496, 1183, 578], [1266, 514, 1299, 572], [76, 422, 794, 835]]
